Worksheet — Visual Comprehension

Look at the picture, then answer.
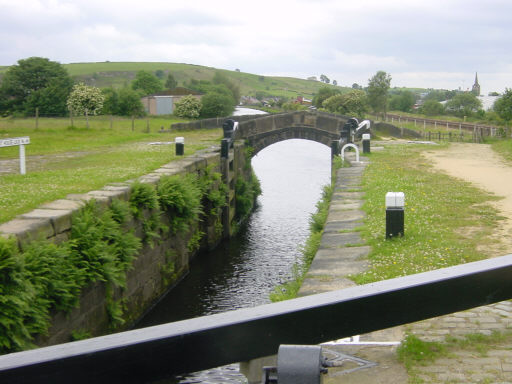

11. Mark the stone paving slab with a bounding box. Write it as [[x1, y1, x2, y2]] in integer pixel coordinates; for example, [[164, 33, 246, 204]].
[[323, 220, 362, 233]]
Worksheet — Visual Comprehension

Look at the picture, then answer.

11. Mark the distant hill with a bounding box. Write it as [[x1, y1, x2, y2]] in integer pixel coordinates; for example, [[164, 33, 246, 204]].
[[0, 61, 346, 100]]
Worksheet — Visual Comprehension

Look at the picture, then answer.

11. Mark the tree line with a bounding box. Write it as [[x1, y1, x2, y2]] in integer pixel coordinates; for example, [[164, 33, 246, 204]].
[[0, 57, 240, 119], [310, 70, 512, 128]]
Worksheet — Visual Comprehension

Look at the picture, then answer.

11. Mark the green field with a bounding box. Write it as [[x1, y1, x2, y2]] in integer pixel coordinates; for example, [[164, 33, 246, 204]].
[[1, 61, 347, 100], [0, 116, 222, 224]]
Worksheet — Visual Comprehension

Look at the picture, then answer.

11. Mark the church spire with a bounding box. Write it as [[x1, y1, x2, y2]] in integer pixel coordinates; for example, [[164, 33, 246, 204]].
[[471, 72, 480, 96]]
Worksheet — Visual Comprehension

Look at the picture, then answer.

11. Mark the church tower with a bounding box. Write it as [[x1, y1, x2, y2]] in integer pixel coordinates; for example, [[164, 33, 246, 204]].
[[471, 72, 481, 96]]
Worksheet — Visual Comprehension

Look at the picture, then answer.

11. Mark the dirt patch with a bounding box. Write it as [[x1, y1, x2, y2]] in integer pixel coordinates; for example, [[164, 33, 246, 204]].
[[423, 143, 512, 257]]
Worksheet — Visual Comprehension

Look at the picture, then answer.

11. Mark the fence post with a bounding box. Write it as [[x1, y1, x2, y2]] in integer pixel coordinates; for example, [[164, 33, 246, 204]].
[[70, 108, 74, 127], [146, 118, 150, 133], [35, 107, 39, 130], [131, 116, 135, 132], [110, 115, 113, 130]]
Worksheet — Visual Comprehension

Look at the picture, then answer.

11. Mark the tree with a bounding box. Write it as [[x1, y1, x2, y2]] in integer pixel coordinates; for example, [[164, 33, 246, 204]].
[[132, 70, 163, 95], [320, 74, 330, 84], [67, 83, 104, 128], [421, 100, 445, 116], [213, 71, 240, 104], [493, 88, 512, 126], [333, 80, 338, 86], [174, 95, 201, 118], [0, 57, 73, 116], [200, 92, 235, 118], [118, 88, 145, 117], [323, 90, 368, 117], [352, 83, 362, 90], [445, 92, 482, 117], [155, 70, 165, 79], [165, 73, 178, 89], [367, 70, 391, 115], [101, 87, 120, 115], [312, 86, 340, 108], [388, 90, 416, 112]]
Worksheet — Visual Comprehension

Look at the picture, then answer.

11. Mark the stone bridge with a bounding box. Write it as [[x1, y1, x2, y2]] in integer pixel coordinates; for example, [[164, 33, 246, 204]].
[[233, 111, 350, 155]]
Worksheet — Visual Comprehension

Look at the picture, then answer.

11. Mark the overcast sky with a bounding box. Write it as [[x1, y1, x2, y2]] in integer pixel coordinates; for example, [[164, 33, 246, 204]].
[[1, 0, 511, 94]]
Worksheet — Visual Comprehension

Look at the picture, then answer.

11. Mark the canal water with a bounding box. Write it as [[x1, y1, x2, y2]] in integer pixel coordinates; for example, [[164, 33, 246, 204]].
[[136, 110, 331, 382]]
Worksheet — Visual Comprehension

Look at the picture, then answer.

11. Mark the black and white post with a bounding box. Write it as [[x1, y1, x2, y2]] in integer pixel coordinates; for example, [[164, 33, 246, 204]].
[[385, 192, 404, 238]]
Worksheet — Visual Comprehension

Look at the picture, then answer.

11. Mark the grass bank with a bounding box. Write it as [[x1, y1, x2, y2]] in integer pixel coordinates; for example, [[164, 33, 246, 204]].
[[0, 117, 222, 224], [353, 144, 502, 284]]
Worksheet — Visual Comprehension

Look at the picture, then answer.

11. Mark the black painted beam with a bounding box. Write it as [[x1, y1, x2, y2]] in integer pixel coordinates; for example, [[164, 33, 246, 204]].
[[1, 254, 512, 383]]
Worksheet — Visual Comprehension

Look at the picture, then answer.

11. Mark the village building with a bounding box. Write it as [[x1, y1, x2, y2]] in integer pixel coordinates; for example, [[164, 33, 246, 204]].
[[141, 87, 202, 115]]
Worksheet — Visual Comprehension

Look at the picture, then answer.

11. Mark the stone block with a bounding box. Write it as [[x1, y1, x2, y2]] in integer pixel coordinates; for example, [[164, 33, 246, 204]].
[[21, 208, 73, 235], [40, 199, 85, 211], [0, 217, 55, 243], [87, 189, 127, 203]]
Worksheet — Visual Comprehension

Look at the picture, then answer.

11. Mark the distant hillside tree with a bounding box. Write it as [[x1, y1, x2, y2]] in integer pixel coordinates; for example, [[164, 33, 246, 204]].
[[320, 74, 330, 84], [155, 70, 165, 79], [174, 95, 201, 118], [333, 80, 338, 86], [0, 57, 73, 116], [165, 73, 178, 89], [132, 70, 163, 95], [367, 71, 391, 115]]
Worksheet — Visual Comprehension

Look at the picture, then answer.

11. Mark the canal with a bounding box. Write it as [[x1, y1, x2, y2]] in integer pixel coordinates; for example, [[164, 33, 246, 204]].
[[136, 115, 331, 381]]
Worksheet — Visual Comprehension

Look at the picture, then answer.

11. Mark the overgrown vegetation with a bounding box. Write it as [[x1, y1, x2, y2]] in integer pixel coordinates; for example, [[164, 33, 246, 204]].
[[0, 199, 141, 354], [0, 163, 233, 354], [234, 171, 261, 222]]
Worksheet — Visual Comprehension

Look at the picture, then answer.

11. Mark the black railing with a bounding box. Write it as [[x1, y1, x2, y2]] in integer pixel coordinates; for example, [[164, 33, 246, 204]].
[[1, 254, 512, 383]]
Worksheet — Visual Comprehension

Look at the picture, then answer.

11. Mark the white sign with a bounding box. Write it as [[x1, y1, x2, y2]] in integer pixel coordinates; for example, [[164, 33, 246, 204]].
[[0, 136, 30, 175], [0, 137, 30, 148]]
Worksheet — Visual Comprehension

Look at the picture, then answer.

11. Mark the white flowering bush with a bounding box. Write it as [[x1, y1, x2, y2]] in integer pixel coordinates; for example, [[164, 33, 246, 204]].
[[174, 95, 201, 118], [67, 83, 105, 116]]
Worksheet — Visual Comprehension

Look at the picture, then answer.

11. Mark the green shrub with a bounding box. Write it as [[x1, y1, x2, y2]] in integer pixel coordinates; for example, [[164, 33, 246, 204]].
[[129, 182, 164, 245], [0, 237, 35, 352], [69, 201, 141, 288], [157, 174, 203, 233], [235, 171, 261, 221]]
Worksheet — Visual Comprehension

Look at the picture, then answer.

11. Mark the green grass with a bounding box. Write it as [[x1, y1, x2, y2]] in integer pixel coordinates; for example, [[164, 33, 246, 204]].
[[351, 144, 502, 284], [0, 115, 191, 157], [490, 137, 512, 162], [0, 118, 222, 224]]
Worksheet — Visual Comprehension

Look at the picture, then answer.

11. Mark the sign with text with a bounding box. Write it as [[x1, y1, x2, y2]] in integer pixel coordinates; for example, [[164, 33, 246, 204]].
[[0, 137, 30, 148]]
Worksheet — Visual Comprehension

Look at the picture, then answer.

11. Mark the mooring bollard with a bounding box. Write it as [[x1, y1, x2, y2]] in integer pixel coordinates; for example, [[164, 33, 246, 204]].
[[385, 192, 405, 238], [362, 133, 371, 154], [175, 137, 184, 156], [221, 138, 230, 158]]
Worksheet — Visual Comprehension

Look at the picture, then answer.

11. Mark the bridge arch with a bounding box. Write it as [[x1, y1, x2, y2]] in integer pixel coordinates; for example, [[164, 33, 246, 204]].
[[234, 111, 348, 156]]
